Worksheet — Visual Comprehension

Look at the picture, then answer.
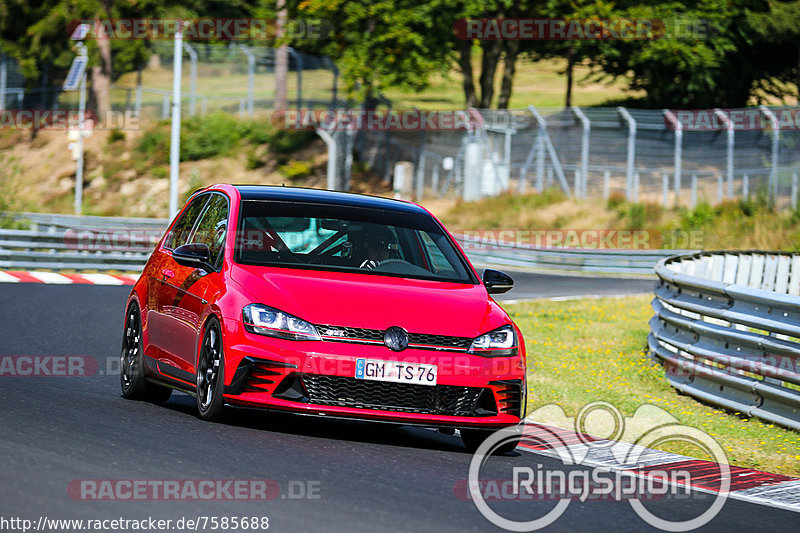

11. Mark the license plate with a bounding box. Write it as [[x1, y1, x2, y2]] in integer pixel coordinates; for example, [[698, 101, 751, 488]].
[[355, 359, 437, 386]]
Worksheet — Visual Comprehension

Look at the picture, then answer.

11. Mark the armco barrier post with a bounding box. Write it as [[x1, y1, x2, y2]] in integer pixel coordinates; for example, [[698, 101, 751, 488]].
[[714, 109, 734, 198], [759, 105, 780, 203], [183, 42, 198, 115], [618, 107, 636, 202], [572, 106, 590, 198], [663, 109, 682, 206]]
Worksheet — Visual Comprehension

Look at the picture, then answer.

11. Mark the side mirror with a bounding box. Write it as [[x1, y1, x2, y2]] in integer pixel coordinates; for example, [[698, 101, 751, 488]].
[[173, 243, 214, 273], [483, 269, 514, 294]]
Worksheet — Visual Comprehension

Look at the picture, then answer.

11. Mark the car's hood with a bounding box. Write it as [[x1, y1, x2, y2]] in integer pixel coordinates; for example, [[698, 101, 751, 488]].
[[230, 265, 507, 337]]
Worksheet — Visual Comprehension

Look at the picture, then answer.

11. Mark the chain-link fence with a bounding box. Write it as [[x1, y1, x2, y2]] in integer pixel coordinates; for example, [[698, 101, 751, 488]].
[[0, 44, 343, 121], [356, 106, 800, 209]]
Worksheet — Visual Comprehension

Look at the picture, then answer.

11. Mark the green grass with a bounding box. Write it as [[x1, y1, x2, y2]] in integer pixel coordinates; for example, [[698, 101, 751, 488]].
[[510, 295, 800, 476], [437, 189, 800, 251], [382, 57, 641, 110]]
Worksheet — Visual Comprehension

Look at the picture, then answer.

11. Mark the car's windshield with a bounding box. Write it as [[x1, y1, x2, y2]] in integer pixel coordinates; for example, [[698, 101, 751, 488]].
[[235, 200, 475, 283]]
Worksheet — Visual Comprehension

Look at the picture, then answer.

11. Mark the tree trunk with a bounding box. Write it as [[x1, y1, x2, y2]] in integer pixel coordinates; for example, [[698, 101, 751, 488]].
[[88, 0, 112, 125], [478, 39, 503, 108], [458, 39, 477, 107], [497, 40, 520, 109], [565, 46, 574, 107], [90, 34, 112, 124], [274, 0, 289, 110]]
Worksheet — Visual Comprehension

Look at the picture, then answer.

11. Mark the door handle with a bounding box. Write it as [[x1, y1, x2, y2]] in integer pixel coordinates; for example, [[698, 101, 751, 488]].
[[161, 269, 174, 280]]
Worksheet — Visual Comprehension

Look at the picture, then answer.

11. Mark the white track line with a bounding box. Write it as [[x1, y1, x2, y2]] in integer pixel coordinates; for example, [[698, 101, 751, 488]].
[[0, 271, 21, 283], [78, 273, 125, 285], [26, 272, 73, 284]]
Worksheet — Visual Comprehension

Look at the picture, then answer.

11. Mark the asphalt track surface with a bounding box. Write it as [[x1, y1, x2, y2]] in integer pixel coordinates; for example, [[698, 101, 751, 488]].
[[0, 278, 795, 532]]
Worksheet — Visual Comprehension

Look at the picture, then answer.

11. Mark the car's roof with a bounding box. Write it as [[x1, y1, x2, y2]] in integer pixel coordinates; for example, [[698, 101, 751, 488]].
[[231, 185, 427, 215]]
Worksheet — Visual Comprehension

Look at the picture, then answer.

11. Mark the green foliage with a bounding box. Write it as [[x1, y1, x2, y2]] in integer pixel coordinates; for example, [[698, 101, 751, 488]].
[[181, 113, 241, 161], [246, 149, 265, 170], [108, 129, 126, 143], [136, 128, 169, 160], [680, 201, 716, 230], [270, 130, 317, 154], [183, 168, 203, 203], [296, 0, 453, 100], [0, 155, 25, 229], [279, 160, 313, 181]]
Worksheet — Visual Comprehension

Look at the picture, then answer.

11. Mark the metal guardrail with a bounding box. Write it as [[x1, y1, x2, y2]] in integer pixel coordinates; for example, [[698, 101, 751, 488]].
[[453, 233, 692, 275], [3, 213, 688, 275], [0, 213, 168, 272], [649, 251, 800, 431]]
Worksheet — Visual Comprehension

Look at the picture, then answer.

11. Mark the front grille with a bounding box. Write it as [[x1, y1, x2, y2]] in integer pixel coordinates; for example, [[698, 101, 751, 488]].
[[316, 324, 472, 351], [316, 325, 384, 342], [298, 374, 488, 416], [408, 332, 472, 350]]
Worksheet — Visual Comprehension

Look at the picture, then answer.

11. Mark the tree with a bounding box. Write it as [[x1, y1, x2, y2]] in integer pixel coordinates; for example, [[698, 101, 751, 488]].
[[296, 0, 453, 103], [581, 0, 800, 107], [0, 0, 254, 116]]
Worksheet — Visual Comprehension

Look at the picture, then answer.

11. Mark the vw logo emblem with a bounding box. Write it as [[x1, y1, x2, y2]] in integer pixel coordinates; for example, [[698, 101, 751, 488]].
[[383, 326, 409, 352]]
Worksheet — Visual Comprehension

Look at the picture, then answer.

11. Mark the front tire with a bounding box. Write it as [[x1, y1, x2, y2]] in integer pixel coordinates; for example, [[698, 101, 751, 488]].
[[196, 317, 225, 421], [120, 302, 172, 404]]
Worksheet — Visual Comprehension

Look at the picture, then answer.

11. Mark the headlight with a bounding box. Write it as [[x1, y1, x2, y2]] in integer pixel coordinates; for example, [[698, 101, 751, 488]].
[[468, 324, 517, 357], [242, 304, 320, 341]]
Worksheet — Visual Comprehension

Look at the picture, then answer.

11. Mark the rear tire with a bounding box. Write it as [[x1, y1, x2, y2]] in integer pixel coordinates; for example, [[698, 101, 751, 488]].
[[196, 317, 225, 422], [460, 427, 520, 455], [120, 302, 172, 404]]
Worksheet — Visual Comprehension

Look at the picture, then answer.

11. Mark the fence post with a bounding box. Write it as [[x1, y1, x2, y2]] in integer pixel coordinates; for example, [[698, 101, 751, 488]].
[[714, 108, 734, 198], [633, 171, 640, 201], [793, 171, 798, 210], [691, 174, 698, 208], [743, 173, 749, 199], [240, 46, 255, 117], [618, 107, 636, 201], [182, 42, 198, 115], [330, 62, 339, 108], [0, 53, 6, 110], [574, 169, 581, 197], [316, 128, 337, 190], [662, 172, 669, 207], [535, 115, 545, 191], [571, 106, 590, 198], [134, 66, 142, 117], [717, 174, 723, 204], [288, 48, 303, 111], [529, 105, 569, 194], [663, 109, 682, 206], [759, 105, 779, 203], [603, 170, 610, 201]]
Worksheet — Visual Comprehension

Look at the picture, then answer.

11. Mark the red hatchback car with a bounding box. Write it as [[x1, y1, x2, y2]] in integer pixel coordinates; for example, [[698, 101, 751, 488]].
[[120, 184, 526, 451]]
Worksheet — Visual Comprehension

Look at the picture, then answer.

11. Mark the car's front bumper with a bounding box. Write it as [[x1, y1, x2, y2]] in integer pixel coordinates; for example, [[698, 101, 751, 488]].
[[221, 321, 526, 429]]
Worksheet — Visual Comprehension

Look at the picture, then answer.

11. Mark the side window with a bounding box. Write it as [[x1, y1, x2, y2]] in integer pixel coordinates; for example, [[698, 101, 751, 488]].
[[164, 194, 209, 250], [189, 195, 229, 269], [419, 231, 457, 277]]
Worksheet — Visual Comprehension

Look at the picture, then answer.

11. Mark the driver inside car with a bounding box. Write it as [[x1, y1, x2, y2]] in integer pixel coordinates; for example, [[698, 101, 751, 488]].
[[357, 225, 399, 269]]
